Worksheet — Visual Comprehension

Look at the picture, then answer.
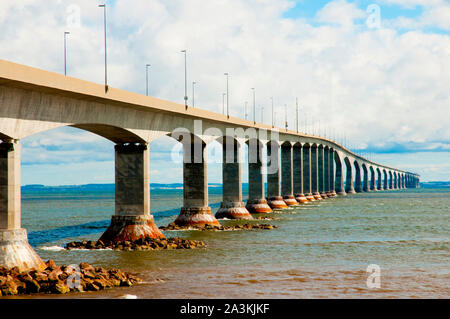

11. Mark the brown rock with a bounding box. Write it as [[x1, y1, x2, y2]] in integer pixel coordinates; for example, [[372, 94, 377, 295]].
[[46, 259, 58, 270]]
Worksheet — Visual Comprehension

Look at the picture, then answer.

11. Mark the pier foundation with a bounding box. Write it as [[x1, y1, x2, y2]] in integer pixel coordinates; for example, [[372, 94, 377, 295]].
[[0, 141, 45, 271], [100, 144, 163, 243]]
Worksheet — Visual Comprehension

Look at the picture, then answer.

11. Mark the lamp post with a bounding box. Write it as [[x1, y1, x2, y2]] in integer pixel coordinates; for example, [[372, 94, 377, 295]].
[[222, 93, 226, 115], [146, 64, 151, 96], [192, 81, 196, 107], [251, 88, 255, 124], [285, 104, 288, 131], [224, 73, 229, 118], [98, 4, 108, 92], [64, 31, 70, 76], [181, 50, 188, 108], [244, 101, 248, 120]]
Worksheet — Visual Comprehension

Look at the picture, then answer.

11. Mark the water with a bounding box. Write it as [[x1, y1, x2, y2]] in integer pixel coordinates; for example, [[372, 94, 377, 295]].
[[10, 187, 450, 298]]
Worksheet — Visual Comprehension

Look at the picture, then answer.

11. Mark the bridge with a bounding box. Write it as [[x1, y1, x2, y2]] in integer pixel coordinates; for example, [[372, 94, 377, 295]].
[[0, 59, 420, 271]]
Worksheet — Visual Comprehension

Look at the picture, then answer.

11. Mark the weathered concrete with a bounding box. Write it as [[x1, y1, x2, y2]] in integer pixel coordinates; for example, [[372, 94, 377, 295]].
[[293, 144, 307, 203], [354, 162, 362, 193], [311, 145, 322, 200], [281, 143, 298, 206], [335, 152, 346, 196], [246, 140, 272, 214], [377, 169, 384, 191], [345, 158, 356, 194], [267, 142, 288, 209], [328, 148, 336, 197], [99, 144, 164, 243], [216, 137, 252, 219], [0, 141, 45, 271], [318, 146, 328, 199], [363, 165, 370, 192], [370, 167, 377, 191], [174, 139, 220, 226]]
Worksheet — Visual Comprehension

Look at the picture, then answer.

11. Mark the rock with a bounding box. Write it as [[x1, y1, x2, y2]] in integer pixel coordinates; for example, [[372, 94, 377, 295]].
[[25, 279, 41, 293], [48, 269, 62, 282], [46, 259, 58, 271], [80, 262, 95, 272]]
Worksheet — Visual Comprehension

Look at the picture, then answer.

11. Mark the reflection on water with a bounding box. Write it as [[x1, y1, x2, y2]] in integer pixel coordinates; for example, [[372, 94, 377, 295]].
[[12, 187, 450, 298]]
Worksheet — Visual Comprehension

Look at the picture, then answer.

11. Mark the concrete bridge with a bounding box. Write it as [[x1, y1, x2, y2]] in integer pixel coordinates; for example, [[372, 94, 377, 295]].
[[0, 59, 420, 271]]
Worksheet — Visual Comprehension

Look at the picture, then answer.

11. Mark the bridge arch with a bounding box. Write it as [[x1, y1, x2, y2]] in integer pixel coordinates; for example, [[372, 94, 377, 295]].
[[334, 151, 345, 195], [383, 169, 388, 189], [362, 163, 369, 191]]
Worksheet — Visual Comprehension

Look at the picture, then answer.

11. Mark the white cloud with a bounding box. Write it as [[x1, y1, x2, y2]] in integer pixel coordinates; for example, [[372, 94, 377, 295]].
[[316, 0, 366, 27]]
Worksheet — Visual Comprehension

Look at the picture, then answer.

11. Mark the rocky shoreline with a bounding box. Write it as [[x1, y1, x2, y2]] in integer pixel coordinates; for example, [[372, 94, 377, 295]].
[[65, 237, 206, 251], [0, 260, 140, 296], [159, 223, 278, 231]]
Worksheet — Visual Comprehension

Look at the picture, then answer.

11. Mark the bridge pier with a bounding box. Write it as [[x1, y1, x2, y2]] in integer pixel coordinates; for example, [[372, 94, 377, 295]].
[[0, 141, 45, 271], [311, 145, 322, 200], [281, 143, 298, 206], [335, 154, 346, 196], [328, 148, 337, 197], [318, 146, 328, 199], [174, 139, 220, 226], [267, 142, 288, 209], [216, 138, 252, 220], [246, 140, 272, 214], [100, 144, 164, 243], [303, 145, 315, 201], [345, 161, 356, 194], [293, 144, 307, 203], [355, 164, 362, 193]]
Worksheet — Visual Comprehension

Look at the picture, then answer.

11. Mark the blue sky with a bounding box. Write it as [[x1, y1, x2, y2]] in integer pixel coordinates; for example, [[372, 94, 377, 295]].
[[1, 0, 449, 184]]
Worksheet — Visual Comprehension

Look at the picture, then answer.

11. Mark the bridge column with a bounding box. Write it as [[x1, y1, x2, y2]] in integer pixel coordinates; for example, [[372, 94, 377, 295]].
[[345, 162, 355, 194], [0, 141, 45, 271], [267, 142, 288, 209], [355, 166, 362, 193], [324, 148, 331, 197], [216, 138, 252, 219], [174, 140, 220, 226], [293, 144, 307, 203], [318, 146, 328, 199], [281, 143, 298, 206], [370, 169, 377, 191], [100, 144, 164, 243], [335, 155, 346, 196], [329, 149, 336, 197], [311, 146, 322, 200], [246, 140, 272, 214], [363, 166, 369, 192], [303, 145, 315, 201], [377, 170, 384, 191]]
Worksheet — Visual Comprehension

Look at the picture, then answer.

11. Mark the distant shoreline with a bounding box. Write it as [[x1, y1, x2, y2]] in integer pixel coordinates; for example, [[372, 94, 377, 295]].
[[20, 181, 450, 190]]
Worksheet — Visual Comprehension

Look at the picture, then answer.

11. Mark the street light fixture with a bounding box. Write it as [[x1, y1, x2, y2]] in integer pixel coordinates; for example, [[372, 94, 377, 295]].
[[98, 4, 108, 92], [285, 104, 288, 131], [296, 97, 299, 133], [244, 101, 248, 120], [146, 64, 151, 96], [222, 93, 226, 115], [64, 31, 70, 76], [181, 50, 188, 109]]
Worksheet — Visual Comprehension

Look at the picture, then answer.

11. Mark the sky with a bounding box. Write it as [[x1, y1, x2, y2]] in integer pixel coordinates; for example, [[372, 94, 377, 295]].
[[0, 0, 449, 184]]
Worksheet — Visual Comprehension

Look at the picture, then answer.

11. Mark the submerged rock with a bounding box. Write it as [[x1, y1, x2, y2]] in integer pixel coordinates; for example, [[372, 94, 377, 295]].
[[159, 223, 278, 231], [65, 237, 206, 251]]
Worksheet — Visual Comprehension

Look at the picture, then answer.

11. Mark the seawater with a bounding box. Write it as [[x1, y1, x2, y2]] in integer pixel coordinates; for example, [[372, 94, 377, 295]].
[[10, 187, 450, 298]]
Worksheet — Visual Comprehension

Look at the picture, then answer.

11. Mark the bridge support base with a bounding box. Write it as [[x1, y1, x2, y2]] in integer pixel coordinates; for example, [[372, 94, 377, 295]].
[[305, 193, 316, 201], [0, 229, 45, 271], [174, 207, 220, 227], [99, 215, 164, 244], [246, 199, 273, 214], [283, 195, 298, 206], [216, 202, 253, 220], [313, 192, 323, 200], [320, 192, 328, 199], [295, 193, 308, 204], [267, 196, 288, 210]]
